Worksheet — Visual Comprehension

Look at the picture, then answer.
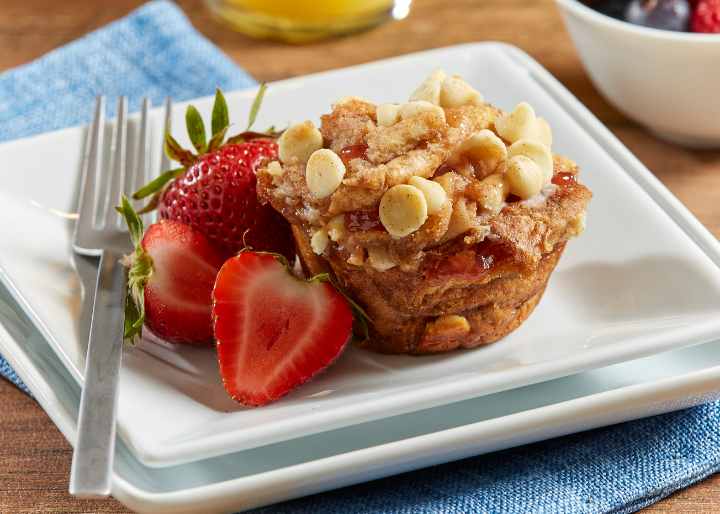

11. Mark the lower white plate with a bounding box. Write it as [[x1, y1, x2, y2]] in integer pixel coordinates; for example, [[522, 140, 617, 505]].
[[2, 42, 720, 468], [3, 269, 720, 513]]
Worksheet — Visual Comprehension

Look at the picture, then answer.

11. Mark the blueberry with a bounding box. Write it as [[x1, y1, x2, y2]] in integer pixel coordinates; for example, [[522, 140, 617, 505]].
[[584, 0, 632, 19], [623, 0, 691, 31]]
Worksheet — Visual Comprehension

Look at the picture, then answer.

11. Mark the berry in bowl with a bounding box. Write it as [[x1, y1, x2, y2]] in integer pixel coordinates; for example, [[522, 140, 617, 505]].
[[555, 0, 720, 147], [584, 0, 720, 33]]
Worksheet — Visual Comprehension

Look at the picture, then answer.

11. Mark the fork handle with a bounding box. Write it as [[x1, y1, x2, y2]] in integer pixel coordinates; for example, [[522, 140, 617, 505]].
[[69, 249, 126, 498]]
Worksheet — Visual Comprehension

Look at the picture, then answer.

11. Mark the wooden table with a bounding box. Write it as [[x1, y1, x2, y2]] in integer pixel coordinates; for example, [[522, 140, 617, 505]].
[[2, 0, 720, 512]]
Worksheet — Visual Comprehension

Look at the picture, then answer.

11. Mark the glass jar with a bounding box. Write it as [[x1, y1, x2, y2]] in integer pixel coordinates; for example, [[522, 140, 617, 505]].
[[203, 0, 412, 43]]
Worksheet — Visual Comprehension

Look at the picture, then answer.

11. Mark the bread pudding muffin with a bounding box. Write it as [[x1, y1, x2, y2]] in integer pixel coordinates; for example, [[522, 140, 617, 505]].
[[256, 69, 593, 355]]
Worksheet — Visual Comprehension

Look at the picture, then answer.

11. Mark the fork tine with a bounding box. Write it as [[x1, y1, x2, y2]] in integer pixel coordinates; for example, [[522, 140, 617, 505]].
[[147, 96, 173, 226], [160, 96, 173, 176], [132, 98, 151, 226], [132, 98, 151, 195], [73, 96, 105, 251], [103, 96, 127, 232]]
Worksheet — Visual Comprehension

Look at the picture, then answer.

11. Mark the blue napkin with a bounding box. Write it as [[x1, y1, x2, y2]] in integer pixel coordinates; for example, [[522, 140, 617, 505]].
[[1, 2, 719, 512], [0, 0, 255, 142]]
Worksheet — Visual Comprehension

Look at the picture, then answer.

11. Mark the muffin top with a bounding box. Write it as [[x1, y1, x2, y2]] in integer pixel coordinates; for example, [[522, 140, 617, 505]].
[[257, 69, 592, 283]]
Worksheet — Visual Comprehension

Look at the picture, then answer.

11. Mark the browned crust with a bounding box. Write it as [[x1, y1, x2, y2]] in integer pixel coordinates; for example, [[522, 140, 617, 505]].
[[294, 223, 566, 355]]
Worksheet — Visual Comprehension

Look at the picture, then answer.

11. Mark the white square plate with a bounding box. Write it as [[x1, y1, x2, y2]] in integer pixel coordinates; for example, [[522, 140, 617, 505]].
[[5, 270, 720, 514], [2, 42, 720, 467]]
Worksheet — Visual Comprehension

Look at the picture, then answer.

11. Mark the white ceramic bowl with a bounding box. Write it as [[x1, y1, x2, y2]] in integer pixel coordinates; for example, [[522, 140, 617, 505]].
[[555, 0, 720, 148]]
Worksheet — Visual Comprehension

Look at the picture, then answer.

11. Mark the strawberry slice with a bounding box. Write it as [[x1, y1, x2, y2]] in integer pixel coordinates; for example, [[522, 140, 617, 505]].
[[213, 252, 353, 405], [118, 195, 230, 345]]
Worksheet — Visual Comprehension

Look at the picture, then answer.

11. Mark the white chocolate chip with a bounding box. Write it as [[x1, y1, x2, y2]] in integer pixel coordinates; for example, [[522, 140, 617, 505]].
[[376, 103, 401, 127], [408, 176, 447, 215], [409, 68, 446, 105], [505, 155, 544, 198], [379, 184, 428, 237], [306, 149, 346, 198], [495, 102, 539, 144], [278, 121, 324, 165], [479, 173, 510, 214], [333, 94, 371, 107], [310, 228, 329, 255], [439, 76, 483, 107], [537, 117, 552, 149], [266, 161, 284, 177], [507, 139, 553, 185], [399, 101, 446, 123], [446, 129, 507, 179], [326, 214, 346, 242], [367, 247, 396, 271], [424, 314, 471, 339]]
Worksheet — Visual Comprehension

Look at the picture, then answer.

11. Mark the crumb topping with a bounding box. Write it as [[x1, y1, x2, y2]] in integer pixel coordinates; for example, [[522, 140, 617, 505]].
[[257, 70, 592, 276]]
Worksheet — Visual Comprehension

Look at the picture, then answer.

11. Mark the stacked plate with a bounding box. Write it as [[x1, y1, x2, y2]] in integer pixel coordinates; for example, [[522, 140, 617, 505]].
[[3, 43, 720, 514]]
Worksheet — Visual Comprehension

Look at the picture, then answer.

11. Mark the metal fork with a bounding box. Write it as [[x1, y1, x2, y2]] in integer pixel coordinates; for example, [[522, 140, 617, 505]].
[[70, 97, 172, 357], [69, 96, 152, 497]]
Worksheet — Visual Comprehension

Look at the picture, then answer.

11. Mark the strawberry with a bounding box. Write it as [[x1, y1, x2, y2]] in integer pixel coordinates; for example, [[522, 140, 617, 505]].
[[213, 252, 355, 405], [133, 86, 295, 262], [118, 195, 230, 345]]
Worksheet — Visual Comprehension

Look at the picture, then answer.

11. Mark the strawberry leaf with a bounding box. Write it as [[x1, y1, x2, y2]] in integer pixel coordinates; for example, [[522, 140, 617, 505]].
[[165, 121, 197, 167], [186, 105, 207, 154], [247, 82, 267, 131], [123, 283, 144, 342], [132, 168, 184, 200], [226, 130, 283, 145], [117, 194, 153, 343], [117, 195, 144, 251], [211, 88, 229, 138], [207, 123, 231, 152], [136, 183, 169, 214]]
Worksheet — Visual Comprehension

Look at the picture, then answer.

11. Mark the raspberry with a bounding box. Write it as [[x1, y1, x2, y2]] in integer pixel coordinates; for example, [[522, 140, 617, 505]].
[[692, 0, 720, 32]]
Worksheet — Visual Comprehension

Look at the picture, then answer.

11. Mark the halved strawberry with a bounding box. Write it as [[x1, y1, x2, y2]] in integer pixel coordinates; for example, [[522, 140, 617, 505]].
[[118, 195, 230, 345], [213, 252, 354, 405]]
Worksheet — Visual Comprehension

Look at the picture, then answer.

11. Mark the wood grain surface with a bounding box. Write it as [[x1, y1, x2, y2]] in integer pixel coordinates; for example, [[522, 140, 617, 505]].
[[1, 0, 720, 512]]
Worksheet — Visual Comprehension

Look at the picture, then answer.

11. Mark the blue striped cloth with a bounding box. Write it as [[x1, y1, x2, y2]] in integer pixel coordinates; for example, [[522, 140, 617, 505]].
[[1, 2, 719, 512]]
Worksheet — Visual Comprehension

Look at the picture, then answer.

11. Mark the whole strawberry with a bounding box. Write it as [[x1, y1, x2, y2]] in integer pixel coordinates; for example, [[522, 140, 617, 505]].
[[117, 196, 230, 345], [134, 87, 295, 262]]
